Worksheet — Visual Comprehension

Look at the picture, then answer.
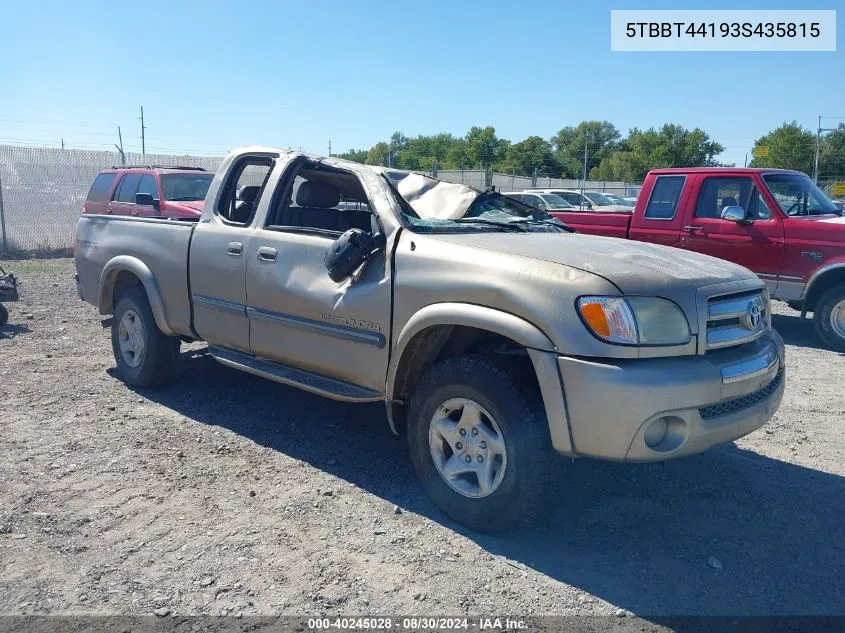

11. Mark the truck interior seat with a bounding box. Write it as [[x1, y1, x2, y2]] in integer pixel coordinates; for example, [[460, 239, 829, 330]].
[[292, 181, 349, 232], [291, 181, 372, 234], [232, 185, 261, 223]]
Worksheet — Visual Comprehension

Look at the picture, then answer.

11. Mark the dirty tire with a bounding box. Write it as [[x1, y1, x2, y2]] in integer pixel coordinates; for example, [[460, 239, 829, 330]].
[[0, 303, 7, 327], [813, 282, 845, 352], [111, 287, 180, 388], [408, 355, 555, 533]]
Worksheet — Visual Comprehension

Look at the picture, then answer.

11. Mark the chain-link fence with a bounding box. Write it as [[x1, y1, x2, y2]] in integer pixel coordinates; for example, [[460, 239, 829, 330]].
[[0, 145, 647, 257], [489, 173, 641, 198], [0, 145, 225, 255]]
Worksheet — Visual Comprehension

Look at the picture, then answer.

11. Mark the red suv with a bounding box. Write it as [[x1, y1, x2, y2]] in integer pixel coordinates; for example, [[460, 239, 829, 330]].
[[83, 166, 214, 219]]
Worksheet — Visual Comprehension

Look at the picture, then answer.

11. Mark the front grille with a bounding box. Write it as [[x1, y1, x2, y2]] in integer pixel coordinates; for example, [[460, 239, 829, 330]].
[[699, 370, 783, 421], [705, 290, 769, 351]]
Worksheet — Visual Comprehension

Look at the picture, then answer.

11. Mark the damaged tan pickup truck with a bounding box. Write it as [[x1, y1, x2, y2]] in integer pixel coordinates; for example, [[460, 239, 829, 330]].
[[75, 147, 786, 531]]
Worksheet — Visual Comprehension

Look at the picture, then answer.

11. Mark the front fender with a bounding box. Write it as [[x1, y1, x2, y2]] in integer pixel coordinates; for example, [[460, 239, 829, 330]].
[[98, 255, 175, 336], [385, 303, 574, 454]]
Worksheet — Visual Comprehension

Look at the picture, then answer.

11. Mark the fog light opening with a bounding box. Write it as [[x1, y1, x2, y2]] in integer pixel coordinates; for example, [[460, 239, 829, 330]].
[[644, 417, 668, 448], [643, 416, 687, 453]]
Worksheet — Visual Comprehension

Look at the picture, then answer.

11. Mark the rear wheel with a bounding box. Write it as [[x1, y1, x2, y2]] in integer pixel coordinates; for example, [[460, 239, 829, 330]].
[[407, 355, 555, 533], [813, 283, 845, 352], [111, 287, 180, 387]]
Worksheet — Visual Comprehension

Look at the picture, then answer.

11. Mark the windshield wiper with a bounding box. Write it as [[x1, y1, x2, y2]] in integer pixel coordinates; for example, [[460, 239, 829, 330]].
[[453, 218, 528, 232]]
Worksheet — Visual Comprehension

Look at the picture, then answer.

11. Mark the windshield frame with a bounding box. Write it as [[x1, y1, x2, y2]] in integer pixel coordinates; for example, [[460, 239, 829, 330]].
[[382, 177, 571, 235], [762, 172, 840, 217], [160, 172, 214, 202]]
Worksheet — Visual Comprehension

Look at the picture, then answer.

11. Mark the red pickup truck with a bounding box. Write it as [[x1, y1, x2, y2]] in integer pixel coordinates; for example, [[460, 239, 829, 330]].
[[546, 168, 845, 350]]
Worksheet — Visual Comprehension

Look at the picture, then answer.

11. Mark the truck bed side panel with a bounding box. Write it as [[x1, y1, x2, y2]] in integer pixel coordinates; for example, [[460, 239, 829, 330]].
[[75, 215, 195, 336], [550, 210, 632, 239]]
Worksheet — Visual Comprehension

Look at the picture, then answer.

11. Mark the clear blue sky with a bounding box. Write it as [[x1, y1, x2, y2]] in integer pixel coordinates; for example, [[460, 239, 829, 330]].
[[0, 0, 841, 167]]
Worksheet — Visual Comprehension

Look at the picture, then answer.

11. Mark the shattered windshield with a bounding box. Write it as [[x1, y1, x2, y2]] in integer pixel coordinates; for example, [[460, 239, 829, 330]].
[[378, 169, 571, 233]]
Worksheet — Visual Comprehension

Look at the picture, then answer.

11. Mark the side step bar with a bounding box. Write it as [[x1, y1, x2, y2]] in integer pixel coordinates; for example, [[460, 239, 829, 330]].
[[208, 345, 384, 403]]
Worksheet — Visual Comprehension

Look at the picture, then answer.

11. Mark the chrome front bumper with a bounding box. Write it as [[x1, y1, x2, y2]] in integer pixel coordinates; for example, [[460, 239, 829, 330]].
[[555, 330, 785, 461]]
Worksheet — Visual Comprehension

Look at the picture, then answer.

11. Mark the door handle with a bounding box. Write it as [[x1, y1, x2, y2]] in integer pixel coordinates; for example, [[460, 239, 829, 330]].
[[131, 210, 139, 216], [257, 246, 278, 262], [226, 242, 243, 256], [105, 207, 113, 214], [682, 225, 703, 233]]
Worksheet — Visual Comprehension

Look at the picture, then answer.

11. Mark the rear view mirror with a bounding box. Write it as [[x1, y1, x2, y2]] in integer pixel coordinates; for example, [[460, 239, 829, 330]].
[[135, 193, 160, 210], [721, 206, 748, 223], [324, 229, 386, 282]]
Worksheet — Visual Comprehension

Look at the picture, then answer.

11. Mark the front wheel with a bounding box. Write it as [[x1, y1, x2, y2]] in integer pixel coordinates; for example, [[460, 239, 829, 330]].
[[407, 355, 555, 533], [0, 303, 7, 327], [813, 283, 845, 352], [111, 287, 180, 387]]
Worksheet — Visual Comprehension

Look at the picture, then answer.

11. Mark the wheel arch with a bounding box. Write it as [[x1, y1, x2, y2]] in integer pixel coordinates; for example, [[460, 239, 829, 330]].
[[98, 256, 175, 336], [385, 303, 573, 454], [804, 262, 845, 312]]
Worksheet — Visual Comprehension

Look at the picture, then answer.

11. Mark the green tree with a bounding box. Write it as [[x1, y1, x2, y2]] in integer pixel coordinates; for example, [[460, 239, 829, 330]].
[[551, 121, 621, 178], [464, 126, 507, 169], [749, 121, 815, 174], [590, 151, 640, 182], [601, 124, 724, 181], [365, 142, 390, 166], [335, 149, 367, 163], [819, 123, 845, 181], [499, 136, 559, 176]]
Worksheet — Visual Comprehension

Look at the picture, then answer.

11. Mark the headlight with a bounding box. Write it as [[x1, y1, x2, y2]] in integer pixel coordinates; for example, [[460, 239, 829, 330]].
[[577, 296, 691, 346]]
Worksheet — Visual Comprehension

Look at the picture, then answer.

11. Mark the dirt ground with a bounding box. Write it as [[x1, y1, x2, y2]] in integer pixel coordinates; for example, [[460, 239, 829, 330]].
[[1, 258, 843, 619]]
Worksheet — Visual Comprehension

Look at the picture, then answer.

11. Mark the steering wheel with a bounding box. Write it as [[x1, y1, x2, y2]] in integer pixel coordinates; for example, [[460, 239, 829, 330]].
[[785, 201, 801, 216]]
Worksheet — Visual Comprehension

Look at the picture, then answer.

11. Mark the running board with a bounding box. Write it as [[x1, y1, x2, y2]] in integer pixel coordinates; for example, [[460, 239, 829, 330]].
[[208, 345, 384, 403]]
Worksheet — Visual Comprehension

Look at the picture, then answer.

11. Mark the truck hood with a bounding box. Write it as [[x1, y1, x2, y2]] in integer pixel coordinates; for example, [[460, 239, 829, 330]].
[[432, 231, 758, 295]]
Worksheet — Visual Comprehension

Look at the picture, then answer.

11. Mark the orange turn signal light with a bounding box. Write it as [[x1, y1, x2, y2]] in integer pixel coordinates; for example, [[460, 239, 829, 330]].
[[579, 302, 611, 337]]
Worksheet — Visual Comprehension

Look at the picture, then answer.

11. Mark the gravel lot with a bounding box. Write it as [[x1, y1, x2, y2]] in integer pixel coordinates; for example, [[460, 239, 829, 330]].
[[1, 258, 843, 619]]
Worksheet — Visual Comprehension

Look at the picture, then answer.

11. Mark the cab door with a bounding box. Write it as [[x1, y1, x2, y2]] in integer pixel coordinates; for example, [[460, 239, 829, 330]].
[[678, 175, 784, 282], [188, 153, 276, 352], [133, 174, 160, 217], [244, 159, 394, 393], [106, 173, 141, 216]]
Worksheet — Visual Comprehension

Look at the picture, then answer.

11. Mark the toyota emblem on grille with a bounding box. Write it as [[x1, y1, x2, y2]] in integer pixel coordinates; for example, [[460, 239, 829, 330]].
[[744, 301, 762, 329]]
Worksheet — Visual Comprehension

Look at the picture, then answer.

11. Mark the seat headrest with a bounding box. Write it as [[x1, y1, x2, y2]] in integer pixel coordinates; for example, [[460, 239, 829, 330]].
[[237, 185, 261, 204], [296, 181, 340, 208], [722, 196, 738, 208]]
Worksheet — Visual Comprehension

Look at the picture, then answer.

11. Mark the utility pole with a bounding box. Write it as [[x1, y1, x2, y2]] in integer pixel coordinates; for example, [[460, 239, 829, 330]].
[[328, 140, 331, 157], [115, 126, 126, 165], [581, 135, 590, 209], [813, 116, 840, 183], [61, 138, 65, 150], [140, 106, 146, 157]]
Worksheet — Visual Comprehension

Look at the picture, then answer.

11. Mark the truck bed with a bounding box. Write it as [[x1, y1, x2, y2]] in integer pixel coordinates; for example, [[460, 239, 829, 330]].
[[550, 210, 631, 239], [75, 215, 197, 337]]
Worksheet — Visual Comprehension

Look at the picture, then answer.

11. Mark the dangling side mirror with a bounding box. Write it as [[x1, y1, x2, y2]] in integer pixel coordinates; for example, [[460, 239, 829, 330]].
[[324, 229, 386, 282]]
